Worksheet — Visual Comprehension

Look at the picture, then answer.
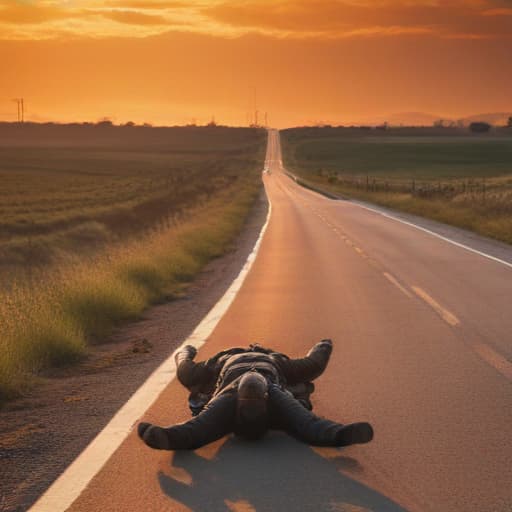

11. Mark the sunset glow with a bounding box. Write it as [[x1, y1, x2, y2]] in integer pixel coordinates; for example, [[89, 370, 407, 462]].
[[1, 0, 511, 126]]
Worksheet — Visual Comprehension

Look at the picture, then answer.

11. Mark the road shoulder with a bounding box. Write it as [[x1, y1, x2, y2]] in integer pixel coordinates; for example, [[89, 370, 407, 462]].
[[0, 192, 269, 512], [286, 172, 512, 266]]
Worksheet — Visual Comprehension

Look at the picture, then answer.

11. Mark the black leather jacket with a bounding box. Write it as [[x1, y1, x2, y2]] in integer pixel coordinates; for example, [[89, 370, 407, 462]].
[[176, 341, 332, 414], [161, 340, 348, 449]]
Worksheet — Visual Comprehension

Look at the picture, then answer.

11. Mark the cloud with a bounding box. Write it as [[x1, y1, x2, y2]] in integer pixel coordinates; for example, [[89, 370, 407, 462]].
[[0, 1, 203, 39], [0, 0, 511, 40], [0, 2, 74, 24], [202, 0, 512, 39], [482, 8, 512, 15], [103, 1, 191, 8], [95, 9, 169, 25]]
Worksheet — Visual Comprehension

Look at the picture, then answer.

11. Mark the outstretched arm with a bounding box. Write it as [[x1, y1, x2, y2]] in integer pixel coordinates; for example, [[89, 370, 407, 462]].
[[175, 345, 214, 391], [138, 392, 237, 450], [277, 339, 333, 386]]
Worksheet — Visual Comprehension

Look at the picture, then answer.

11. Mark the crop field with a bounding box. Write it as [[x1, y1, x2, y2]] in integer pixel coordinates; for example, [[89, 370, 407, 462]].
[[0, 123, 266, 285], [0, 123, 266, 403], [281, 127, 512, 244]]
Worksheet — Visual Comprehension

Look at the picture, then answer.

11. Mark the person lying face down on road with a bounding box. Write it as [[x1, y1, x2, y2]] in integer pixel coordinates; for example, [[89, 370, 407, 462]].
[[138, 339, 374, 450]]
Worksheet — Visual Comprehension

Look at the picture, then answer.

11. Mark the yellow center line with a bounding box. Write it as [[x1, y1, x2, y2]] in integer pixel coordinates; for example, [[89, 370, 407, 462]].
[[412, 286, 460, 327], [472, 342, 512, 381], [314, 208, 377, 264], [383, 272, 413, 298], [367, 259, 382, 270]]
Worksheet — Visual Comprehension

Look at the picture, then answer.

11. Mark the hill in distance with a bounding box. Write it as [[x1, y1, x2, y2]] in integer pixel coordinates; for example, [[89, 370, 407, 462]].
[[351, 111, 512, 127]]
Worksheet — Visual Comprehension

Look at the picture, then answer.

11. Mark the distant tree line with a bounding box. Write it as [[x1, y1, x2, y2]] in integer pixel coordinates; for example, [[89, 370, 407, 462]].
[[469, 122, 491, 133]]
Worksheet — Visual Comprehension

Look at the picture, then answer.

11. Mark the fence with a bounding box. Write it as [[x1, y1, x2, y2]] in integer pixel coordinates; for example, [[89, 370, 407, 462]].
[[324, 173, 493, 201]]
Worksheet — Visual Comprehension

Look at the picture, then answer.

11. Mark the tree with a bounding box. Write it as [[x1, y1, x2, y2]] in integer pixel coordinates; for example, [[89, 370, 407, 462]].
[[469, 122, 491, 133], [507, 116, 512, 128]]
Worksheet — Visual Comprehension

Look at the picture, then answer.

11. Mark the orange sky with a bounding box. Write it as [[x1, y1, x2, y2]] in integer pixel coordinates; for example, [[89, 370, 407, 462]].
[[1, 0, 511, 127]]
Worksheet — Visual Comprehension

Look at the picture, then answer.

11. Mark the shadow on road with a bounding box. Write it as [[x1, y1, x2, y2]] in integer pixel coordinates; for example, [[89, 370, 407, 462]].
[[158, 433, 409, 512]]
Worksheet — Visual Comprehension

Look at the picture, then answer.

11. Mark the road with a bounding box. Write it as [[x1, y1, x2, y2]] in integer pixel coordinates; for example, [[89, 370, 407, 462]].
[[41, 130, 512, 511]]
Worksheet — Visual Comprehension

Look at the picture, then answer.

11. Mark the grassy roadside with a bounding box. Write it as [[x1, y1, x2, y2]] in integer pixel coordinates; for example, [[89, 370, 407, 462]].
[[0, 125, 266, 287], [289, 173, 512, 244], [281, 127, 512, 245], [0, 176, 263, 405]]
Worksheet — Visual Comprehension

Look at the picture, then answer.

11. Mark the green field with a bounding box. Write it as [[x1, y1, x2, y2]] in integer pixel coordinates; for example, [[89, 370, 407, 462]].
[[281, 127, 512, 244], [282, 126, 512, 178], [0, 123, 266, 403], [0, 124, 266, 285]]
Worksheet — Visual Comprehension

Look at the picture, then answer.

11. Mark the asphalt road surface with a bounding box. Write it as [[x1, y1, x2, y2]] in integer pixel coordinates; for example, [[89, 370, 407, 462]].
[[46, 131, 512, 511]]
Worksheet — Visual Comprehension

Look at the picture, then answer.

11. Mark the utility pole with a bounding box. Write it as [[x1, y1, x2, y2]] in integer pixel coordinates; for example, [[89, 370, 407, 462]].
[[13, 98, 25, 123], [264, 112, 268, 127]]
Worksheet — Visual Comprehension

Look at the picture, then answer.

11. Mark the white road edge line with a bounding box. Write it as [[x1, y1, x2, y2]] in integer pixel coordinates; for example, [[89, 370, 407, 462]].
[[29, 183, 273, 512], [284, 171, 512, 270], [350, 202, 512, 270]]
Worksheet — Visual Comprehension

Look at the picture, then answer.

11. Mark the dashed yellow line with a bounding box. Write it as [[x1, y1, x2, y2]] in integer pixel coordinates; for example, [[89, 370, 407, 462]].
[[298, 182, 512, 384], [472, 342, 512, 381], [412, 286, 460, 327], [383, 272, 412, 298], [309, 206, 379, 264]]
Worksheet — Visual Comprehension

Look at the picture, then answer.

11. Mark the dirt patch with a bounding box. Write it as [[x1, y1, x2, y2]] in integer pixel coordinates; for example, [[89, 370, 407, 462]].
[[0, 192, 268, 512]]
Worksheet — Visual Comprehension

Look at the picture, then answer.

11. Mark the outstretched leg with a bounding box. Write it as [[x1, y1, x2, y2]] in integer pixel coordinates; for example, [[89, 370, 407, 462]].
[[268, 385, 373, 447], [139, 392, 236, 450]]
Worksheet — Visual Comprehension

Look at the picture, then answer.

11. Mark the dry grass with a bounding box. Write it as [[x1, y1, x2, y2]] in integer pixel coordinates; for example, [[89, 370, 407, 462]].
[[0, 124, 266, 404], [0, 180, 261, 404], [0, 124, 266, 286], [291, 174, 512, 245]]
